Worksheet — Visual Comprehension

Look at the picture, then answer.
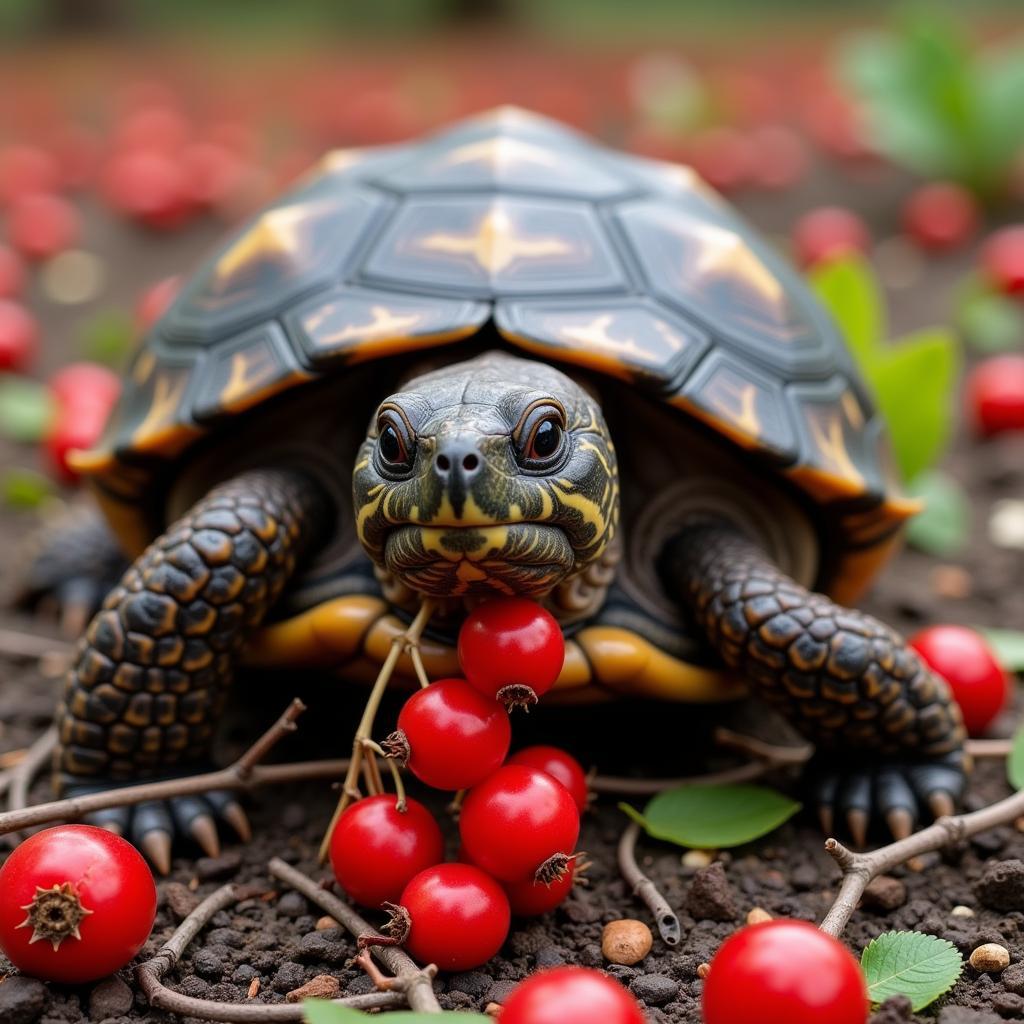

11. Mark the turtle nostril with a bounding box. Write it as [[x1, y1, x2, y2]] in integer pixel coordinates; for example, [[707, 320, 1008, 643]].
[[436, 454, 451, 472], [462, 453, 479, 472]]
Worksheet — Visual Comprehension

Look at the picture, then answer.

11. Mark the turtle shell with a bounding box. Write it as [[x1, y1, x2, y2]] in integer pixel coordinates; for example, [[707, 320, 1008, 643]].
[[77, 106, 915, 605]]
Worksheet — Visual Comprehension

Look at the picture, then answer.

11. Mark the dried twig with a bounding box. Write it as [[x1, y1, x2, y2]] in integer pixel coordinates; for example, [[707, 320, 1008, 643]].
[[318, 599, 435, 862], [820, 786, 1024, 938], [0, 700, 349, 837], [0, 626, 70, 661], [136, 882, 405, 1021], [5, 726, 57, 811], [269, 857, 442, 1014], [618, 821, 681, 947]]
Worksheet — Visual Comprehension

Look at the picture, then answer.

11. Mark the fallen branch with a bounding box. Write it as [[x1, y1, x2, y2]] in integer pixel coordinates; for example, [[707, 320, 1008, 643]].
[[136, 882, 406, 1021], [618, 821, 681, 947], [819, 786, 1024, 938], [269, 857, 442, 1014], [0, 700, 349, 837], [0, 626, 69, 661]]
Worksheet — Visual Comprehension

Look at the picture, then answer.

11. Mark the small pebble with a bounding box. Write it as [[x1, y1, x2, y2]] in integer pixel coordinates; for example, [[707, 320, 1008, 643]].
[[40, 249, 105, 305], [1003, 962, 1024, 994], [602, 919, 653, 965], [970, 943, 1010, 973], [746, 907, 772, 924], [930, 565, 972, 600], [247, 977, 261, 999], [976, 859, 1024, 912], [682, 849, 714, 869], [951, 905, 976, 918], [989, 499, 1024, 550], [277, 891, 308, 919], [315, 915, 338, 931], [88, 976, 133, 1019], [862, 875, 908, 913], [685, 862, 738, 922], [630, 973, 679, 1007]]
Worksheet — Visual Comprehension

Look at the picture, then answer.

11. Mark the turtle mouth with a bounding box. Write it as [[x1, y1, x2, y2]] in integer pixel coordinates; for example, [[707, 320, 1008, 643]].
[[383, 523, 575, 598]]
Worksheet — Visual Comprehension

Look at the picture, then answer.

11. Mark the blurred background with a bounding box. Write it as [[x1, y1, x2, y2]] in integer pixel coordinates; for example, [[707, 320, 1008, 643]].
[[0, 0, 1024, 637]]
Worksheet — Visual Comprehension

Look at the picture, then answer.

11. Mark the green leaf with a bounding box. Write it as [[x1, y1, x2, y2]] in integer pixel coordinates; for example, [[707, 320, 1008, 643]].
[[809, 256, 885, 364], [958, 292, 1024, 353], [1, 468, 54, 509], [619, 785, 800, 849], [982, 628, 1024, 673], [1007, 727, 1024, 790], [861, 931, 963, 1011], [79, 309, 135, 368], [302, 1004, 491, 1024], [904, 470, 970, 556], [0, 376, 56, 442]]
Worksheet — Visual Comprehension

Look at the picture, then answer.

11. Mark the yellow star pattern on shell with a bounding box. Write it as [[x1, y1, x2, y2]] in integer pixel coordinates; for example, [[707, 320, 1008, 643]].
[[689, 221, 784, 308], [213, 203, 319, 285], [556, 313, 679, 364], [417, 209, 572, 275], [310, 305, 424, 347], [440, 136, 561, 173]]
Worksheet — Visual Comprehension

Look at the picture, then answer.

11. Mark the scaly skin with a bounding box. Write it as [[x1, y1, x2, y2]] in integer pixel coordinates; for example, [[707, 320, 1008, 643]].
[[54, 469, 327, 786], [668, 522, 968, 838]]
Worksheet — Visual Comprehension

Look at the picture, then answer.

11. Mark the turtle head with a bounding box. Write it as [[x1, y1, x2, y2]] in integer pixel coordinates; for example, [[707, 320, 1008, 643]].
[[354, 351, 618, 598]]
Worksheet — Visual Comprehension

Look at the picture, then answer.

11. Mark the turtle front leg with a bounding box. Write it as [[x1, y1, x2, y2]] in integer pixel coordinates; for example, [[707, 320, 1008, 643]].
[[665, 522, 968, 845], [55, 468, 328, 871]]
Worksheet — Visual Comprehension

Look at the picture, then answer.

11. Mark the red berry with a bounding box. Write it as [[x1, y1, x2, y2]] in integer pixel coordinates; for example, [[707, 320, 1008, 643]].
[[747, 125, 809, 191], [792, 207, 870, 268], [180, 142, 244, 210], [458, 598, 564, 709], [910, 625, 1009, 735], [508, 745, 588, 813], [101, 150, 193, 230], [0, 300, 39, 372], [8, 193, 80, 261], [965, 355, 1024, 436], [0, 245, 27, 298], [45, 399, 115, 483], [391, 678, 510, 791], [329, 795, 443, 909], [686, 127, 754, 193], [504, 865, 575, 916], [48, 124, 100, 190], [135, 275, 181, 332], [113, 106, 191, 154], [398, 864, 510, 972], [49, 362, 121, 411], [902, 182, 978, 252], [502, 967, 645, 1024], [0, 144, 60, 206], [702, 920, 867, 1024], [982, 226, 1024, 294], [460, 765, 579, 884], [0, 825, 156, 984]]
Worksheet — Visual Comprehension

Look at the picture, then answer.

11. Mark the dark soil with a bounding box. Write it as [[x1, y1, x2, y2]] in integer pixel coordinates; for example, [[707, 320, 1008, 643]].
[[1, 148, 1023, 1024]]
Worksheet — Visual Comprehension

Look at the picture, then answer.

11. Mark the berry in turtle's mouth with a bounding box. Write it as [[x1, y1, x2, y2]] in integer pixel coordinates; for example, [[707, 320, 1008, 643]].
[[383, 523, 575, 598]]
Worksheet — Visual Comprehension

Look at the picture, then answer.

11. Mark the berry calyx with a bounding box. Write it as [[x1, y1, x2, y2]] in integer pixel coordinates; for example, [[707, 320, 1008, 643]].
[[18, 881, 93, 951], [458, 597, 565, 710], [460, 764, 580, 884], [387, 677, 510, 791]]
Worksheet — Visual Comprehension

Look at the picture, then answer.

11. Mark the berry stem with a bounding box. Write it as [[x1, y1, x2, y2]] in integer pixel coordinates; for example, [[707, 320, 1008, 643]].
[[360, 742, 385, 798], [318, 599, 435, 863], [365, 739, 408, 812]]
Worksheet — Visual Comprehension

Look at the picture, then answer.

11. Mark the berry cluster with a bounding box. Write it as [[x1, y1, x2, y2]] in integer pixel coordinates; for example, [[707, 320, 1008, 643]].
[[329, 597, 587, 971]]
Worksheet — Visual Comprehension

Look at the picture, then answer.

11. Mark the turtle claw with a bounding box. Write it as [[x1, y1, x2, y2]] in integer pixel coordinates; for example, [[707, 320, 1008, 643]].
[[141, 830, 173, 876]]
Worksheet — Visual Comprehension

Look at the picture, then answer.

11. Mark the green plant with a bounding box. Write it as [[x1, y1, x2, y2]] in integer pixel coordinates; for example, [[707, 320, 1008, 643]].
[[861, 931, 963, 1011], [838, 8, 1024, 197]]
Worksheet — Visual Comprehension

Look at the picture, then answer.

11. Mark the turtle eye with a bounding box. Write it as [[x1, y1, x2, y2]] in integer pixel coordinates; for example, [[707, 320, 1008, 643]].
[[376, 414, 415, 472], [528, 418, 563, 461]]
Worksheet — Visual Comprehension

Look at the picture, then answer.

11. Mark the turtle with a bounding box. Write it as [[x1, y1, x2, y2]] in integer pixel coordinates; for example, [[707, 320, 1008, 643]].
[[38, 107, 967, 872]]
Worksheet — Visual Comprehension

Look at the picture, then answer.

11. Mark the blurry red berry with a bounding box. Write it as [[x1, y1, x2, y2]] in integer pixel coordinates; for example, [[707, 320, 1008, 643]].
[[0, 245, 27, 298], [503, 866, 575, 917], [792, 206, 870, 268], [135, 275, 181, 332], [49, 362, 121, 411], [329, 795, 443, 909], [623, 125, 689, 164], [48, 125, 100, 190], [902, 182, 979, 252], [180, 142, 244, 210], [982, 226, 1024, 295], [458, 598, 565, 709], [113, 106, 191, 154], [8, 193, 80, 261], [0, 300, 39, 371], [101, 150, 193, 230], [965, 355, 1024, 437], [393, 678, 511, 791], [46, 404, 111, 482], [502, 967, 645, 1024], [686, 127, 754, 193], [460, 765, 579, 883], [508, 745, 588, 813], [0, 144, 60, 206], [910, 625, 1010, 735], [399, 864, 510, 972], [747, 125, 809, 190], [703, 920, 866, 1024]]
